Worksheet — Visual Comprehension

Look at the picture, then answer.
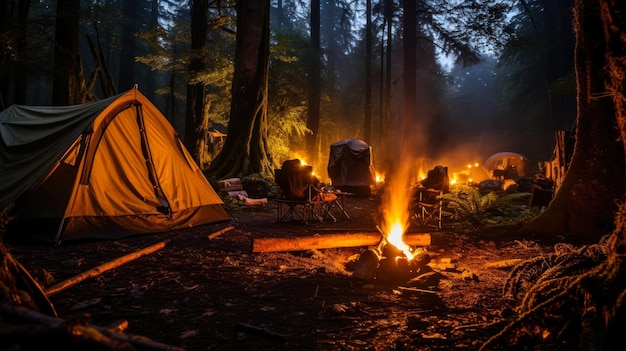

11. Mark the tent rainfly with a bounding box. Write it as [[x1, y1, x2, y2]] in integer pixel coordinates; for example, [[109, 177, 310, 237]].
[[0, 87, 230, 244]]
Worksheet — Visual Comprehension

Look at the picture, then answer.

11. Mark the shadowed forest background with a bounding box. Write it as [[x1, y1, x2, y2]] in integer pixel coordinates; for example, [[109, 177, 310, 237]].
[[0, 0, 577, 180]]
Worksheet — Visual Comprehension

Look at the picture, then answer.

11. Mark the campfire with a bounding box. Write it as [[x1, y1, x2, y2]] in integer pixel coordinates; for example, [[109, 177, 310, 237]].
[[353, 164, 432, 282]]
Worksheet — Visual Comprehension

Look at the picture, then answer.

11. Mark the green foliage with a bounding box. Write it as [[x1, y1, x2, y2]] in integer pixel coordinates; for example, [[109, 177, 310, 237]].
[[136, 2, 235, 131], [267, 103, 310, 168], [441, 185, 534, 227], [266, 31, 312, 167]]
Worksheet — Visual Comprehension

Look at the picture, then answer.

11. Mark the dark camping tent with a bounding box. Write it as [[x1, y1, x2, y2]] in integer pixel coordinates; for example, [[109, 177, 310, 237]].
[[0, 87, 230, 244], [327, 138, 375, 196]]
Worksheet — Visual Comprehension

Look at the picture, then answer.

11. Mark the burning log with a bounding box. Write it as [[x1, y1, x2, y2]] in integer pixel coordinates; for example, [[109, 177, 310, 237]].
[[376, 250, 432, 282], [352, 238, 387, 281], [353, 226, 432, 282], [251, 232, 430, 253]]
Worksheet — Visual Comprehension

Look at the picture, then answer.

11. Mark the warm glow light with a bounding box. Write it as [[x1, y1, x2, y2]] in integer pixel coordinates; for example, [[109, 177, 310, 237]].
[[380, 164, 416, 261], [292, 153, 308, 166], [386, 221, 416, 260], [449, 172, 458, 185], [375, 172, 385, 183]]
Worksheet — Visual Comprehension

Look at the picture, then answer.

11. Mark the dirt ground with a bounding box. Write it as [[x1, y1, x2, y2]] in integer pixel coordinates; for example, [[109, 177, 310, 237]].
[[7, 194, 558, 351]]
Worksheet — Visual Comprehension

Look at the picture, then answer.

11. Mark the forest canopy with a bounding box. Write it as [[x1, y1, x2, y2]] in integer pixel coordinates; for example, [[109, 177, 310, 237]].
[[0, 0, 576, 182]]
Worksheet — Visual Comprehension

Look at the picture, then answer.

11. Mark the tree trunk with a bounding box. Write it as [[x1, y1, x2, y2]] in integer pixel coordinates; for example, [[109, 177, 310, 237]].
[[0, 0, 30, 106], [52, 0, 80, 106], [117, 0, 138, 92], [184, 0, 209, 163], [145, 0, 159, 101], [402, 0, 416, 129], [602, 0, 626, 245], [521, 0, 625, 242], [482, 4, 626, 348], [207, 0, 272, 180], [306, 0, 321, 166], [379, 0, 393, 173], [364, 0, 372, 144]]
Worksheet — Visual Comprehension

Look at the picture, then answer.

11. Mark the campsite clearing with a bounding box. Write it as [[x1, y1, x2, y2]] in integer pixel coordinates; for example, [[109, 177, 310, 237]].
[[7, 195, 558, 350]]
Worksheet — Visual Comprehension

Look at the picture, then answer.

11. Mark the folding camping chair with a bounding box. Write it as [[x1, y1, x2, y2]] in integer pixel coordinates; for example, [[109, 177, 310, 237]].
[[274, 160, 336, 224], [412, 165, 450, 229], [275, 170, 313, 224], [412, 188, 444, 229], [274, 161, 317, 224]]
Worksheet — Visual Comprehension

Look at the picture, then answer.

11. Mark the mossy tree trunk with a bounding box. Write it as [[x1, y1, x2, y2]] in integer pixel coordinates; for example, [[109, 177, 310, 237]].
[[521, 0, 625, 243], [206, 0, 273, 180]]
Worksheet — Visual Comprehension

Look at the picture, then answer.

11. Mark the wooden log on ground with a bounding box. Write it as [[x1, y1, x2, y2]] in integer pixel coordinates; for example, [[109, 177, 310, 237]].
[[45, 240, 170, 297], [0, 302, 184, 351], [208, 225, 235, 240], [352, 248, 382, 281], [251, 232, 431, 253]]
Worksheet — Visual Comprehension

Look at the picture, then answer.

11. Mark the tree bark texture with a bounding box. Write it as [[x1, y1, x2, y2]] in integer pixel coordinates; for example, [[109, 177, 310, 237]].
[[305, 0, 321, 167], [364, 0, 372, 144], [600, 0, 626, 253], [521, 0, 625, 242], [207, 0, 272, 179], [117, 0, 138, 92], [184, 0, 209, 162], [0, 0, 30, 106], [52, 0, 80, 106]]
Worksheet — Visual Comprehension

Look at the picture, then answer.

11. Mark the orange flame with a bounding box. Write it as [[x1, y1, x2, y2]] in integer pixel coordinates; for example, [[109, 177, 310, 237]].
[[375, 171, 385, 184], [380, 164, 416, 261]]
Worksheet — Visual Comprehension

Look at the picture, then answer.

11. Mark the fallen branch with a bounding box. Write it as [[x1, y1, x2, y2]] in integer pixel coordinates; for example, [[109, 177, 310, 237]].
[[397, 286, 438, 294], [252, 232, 431, 253], [234, 322, 286, 342], [208, 225, 235, 240], [485, 259, 524, 269], [45, 240, 170, 297], [0, 302, 184, 351]]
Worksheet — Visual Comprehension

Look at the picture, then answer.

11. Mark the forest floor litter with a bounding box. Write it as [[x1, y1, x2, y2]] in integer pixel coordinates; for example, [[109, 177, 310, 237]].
[[7, 194, 562, 350]]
